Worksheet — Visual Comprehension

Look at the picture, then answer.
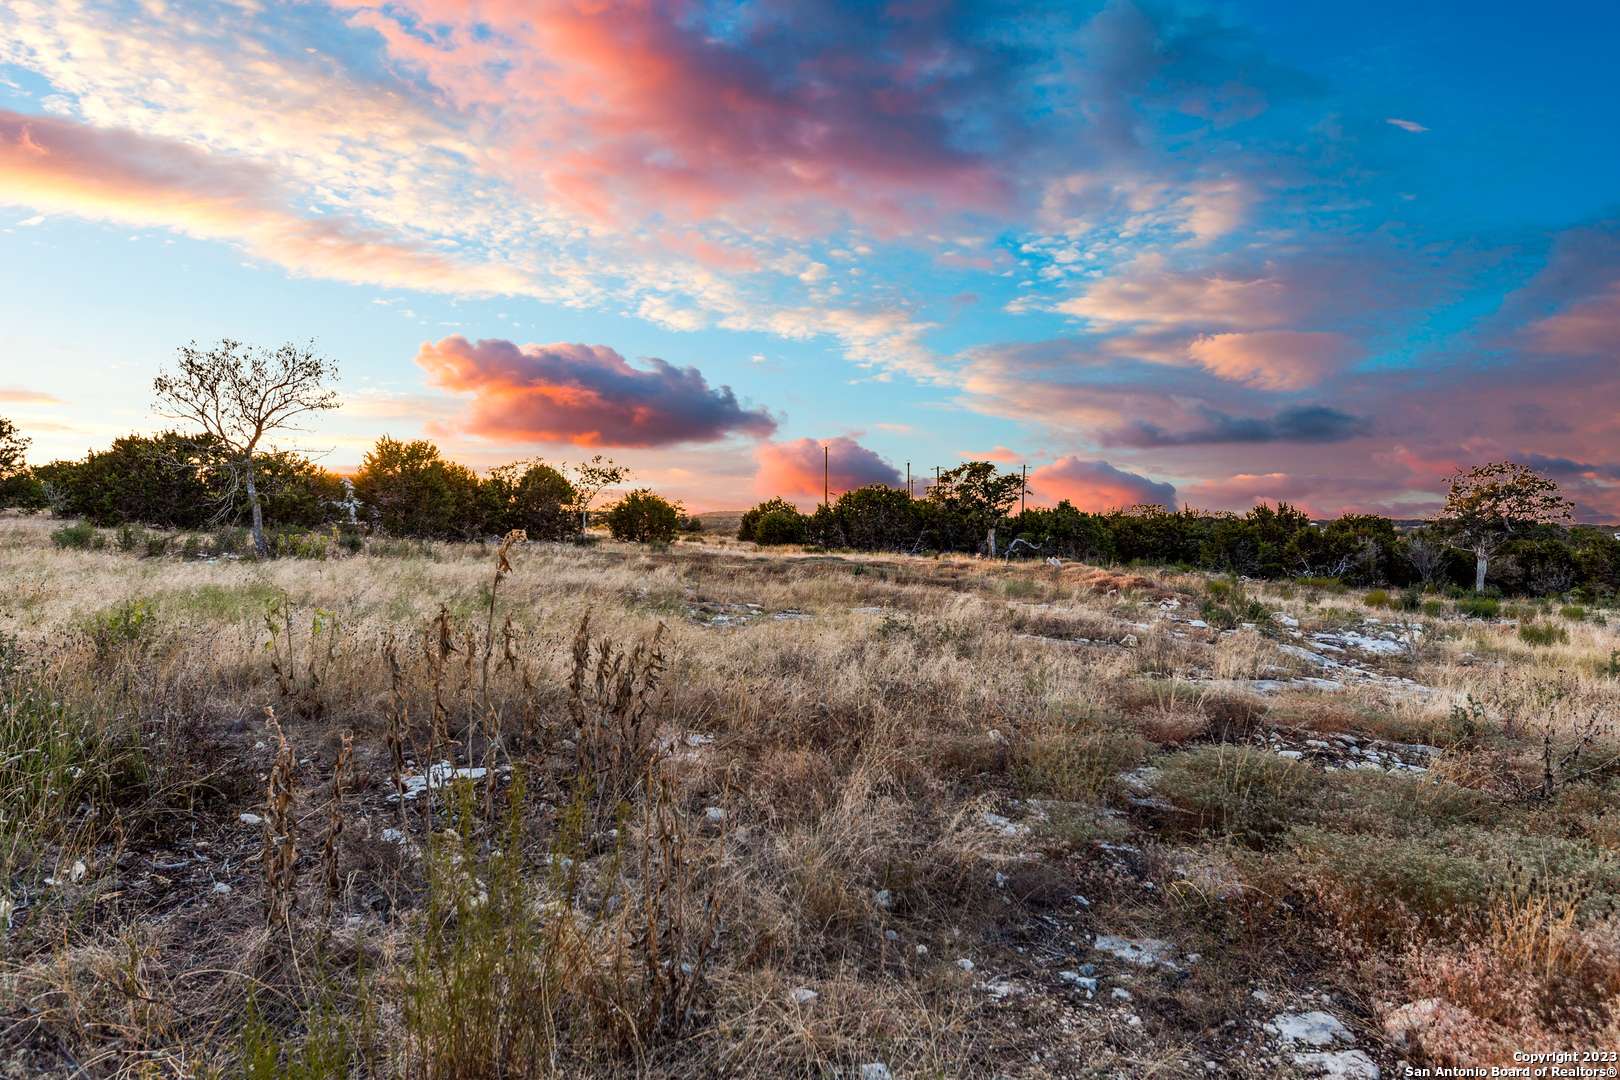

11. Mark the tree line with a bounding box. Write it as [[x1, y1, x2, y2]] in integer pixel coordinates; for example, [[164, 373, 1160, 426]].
[[739, 460, 1620, 599], [1, 339, 1615, 597]]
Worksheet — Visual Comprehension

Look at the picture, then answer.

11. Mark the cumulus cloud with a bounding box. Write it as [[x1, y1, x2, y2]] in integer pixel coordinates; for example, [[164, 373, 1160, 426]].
[[416, 336, 777, 447], [1106, 405, 1371, 447], [0, 109, 532, 296], [1185, 331, 1357, 390], [1029, 457, 1177, 511], [1057, 256, 1292, 330], [754, 437, 901, 499]]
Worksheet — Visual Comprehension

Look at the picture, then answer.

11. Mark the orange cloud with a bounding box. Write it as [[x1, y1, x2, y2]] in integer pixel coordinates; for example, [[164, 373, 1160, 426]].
[[1029, 457, 1177, 511], [0, 110, 531, 296], [754, 437, 901, 500], [1185, 331, 1357, 390], [0, 386, 62, 405], [417, 336, 776, 447]]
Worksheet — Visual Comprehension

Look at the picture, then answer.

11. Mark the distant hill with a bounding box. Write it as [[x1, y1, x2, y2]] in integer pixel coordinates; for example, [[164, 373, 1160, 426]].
[[693, 510, 745, 536]]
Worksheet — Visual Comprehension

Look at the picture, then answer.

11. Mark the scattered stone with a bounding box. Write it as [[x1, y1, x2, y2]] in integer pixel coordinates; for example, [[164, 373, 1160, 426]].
[[787, 987, 818, 1006], [1092, 935, 1185, 971], [1111, 987, 1133, 1002], [859, 1064, 893, 1080], [956, 957, 975, 972], [1265, 1011, 1352, 1048], [395, 763, 489, 801], [212, 882, 232, 895], [1120, 633, 1140, 648], [1273, 612, 1300, 628], [239, 812, 263, 826], [983, 979, 1022, 1000], [981, 811, 1029, 837], [704, 806, 726, 824], [1290, 1049, 1380, 1079], [1058, 971, 1098, 996], [874, 889, 894, 910]]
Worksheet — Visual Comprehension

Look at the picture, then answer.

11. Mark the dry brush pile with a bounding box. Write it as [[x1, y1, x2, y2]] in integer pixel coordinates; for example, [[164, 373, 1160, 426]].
[[0, 514, 1617, 1078]]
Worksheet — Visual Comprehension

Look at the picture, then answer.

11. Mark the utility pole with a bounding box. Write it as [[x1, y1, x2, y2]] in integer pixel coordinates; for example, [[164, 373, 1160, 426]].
[[1021, 463, 1027, 516], [906, 462, 911, 499], [823, 443, 829, 509]]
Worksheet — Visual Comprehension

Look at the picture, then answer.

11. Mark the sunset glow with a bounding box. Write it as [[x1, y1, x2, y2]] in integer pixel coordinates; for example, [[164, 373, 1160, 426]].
[[3, 1, 1617, 516]]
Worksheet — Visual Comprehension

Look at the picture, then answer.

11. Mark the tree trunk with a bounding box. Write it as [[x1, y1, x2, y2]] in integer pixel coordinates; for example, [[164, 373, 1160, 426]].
[[245, 458, 268, 557], [1473, 550, 1488, 593]]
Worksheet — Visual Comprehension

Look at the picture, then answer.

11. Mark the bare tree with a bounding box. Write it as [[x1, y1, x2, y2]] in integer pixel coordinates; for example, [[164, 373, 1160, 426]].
[[569, 454, 628, 539], [1403, 529, 1448, 587], [153, 339, 339, 556], [1438, 461, 1571, 593]]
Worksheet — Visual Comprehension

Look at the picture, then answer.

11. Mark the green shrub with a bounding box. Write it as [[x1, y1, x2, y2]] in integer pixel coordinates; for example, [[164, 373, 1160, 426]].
[[181, 534, 204, 559], [753, 507, 809, 545], [1396, 586, 1424, 611], [1457, 595, 1501, 619], [352, 436, 482, 540], [87, 598, 155, 659], [1421, 599, 1448, 618], [1560, 604, 1588, 621], [738, 497, 806, 543], [1518, 621, 1568, 647], [1363, 588, 1391, 608], [114, 523, 146, 552], [270, 528, 332, 560], [50, 522, 101, 550], [213, 526, 248, 556], [143, 533, 171, 558], [604, 489, 681, 545], [1156, 746, 1310, 845]]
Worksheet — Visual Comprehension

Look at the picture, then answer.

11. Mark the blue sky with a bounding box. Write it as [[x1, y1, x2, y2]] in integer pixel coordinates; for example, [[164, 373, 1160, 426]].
[[2, 0, 1617, 516]]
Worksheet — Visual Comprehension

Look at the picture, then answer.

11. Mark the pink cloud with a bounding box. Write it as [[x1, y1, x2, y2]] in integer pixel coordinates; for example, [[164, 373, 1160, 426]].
[[342, 0, 1014, 233], [1526, 281, 1620, 357], [1029, 457, 1177, 512], [1057, 256, 1294, 330], [416, 336, 776, 447], [754, 436, 901, 500], [1185, 331, 1357, 390], [0, 109, 530, 296]]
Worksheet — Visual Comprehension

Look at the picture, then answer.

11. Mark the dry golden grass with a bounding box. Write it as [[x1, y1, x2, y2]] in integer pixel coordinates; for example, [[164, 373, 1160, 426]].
[[1, 512, 1617, 1076]]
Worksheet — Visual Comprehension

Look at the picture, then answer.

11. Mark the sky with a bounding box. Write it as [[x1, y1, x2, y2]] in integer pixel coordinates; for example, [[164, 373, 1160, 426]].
[[2, 0, 1618, 519]]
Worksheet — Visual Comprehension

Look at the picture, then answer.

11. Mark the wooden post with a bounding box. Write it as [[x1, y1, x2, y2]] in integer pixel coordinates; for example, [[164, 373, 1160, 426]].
[[1020, 463, 1027, 516], [907, 462, 911, 499], [823, 444, 829, 509]]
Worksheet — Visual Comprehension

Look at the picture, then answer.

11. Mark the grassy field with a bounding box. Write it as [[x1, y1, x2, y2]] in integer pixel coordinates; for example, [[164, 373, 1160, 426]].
[[1, 513, 1617, 1078]]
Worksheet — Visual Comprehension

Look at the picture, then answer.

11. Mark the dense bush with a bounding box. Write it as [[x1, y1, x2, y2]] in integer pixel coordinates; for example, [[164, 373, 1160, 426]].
[[604, 489, 681, 544], [351, 437, 482, 540], [39, 431, 344, 530], [754, 507, 809, 545], [738, 497, 805, 543], [476, 460, 576, 541]]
